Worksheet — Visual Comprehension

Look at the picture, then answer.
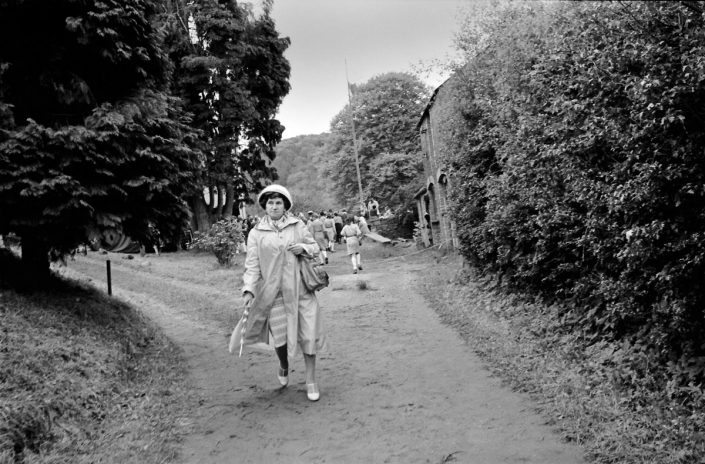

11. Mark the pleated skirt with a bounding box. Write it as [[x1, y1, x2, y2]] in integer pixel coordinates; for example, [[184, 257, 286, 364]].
[[268, 294, 287, 348], [267, 292, 327, 355]]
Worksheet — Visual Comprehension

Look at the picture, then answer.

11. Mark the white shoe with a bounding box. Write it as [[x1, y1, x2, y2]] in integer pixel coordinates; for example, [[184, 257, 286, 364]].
[[278, 367, 288, 387], [306, 383, 320, 401]]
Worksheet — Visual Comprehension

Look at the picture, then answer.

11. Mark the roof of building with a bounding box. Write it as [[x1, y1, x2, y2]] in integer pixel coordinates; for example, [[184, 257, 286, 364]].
[[416, 76, 452, 130], [413, 185, 428, 199]]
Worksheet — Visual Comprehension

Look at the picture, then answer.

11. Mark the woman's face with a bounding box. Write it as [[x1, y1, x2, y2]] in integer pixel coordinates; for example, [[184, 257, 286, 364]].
[[266, 196, 286, 220]]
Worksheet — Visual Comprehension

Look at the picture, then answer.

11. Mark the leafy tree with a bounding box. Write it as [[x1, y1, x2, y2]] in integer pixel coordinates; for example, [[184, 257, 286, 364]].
[[366, 151, 423, 215], [272, 133, 338, 212], [327, 72, 429, 215], [0, 0, 201, 283], [161, 0, 291, 230]]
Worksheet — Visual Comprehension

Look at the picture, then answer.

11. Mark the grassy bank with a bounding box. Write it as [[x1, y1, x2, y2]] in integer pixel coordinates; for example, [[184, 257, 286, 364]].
[[418, 253, 705, 464], [0, 251, 192, 464]]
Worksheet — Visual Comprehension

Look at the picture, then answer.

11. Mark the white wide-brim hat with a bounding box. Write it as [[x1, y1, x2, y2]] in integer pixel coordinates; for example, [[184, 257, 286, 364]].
[[257, 184, 293, 210]]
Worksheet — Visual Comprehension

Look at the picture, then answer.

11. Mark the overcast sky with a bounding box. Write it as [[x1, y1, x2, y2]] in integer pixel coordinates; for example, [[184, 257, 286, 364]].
[[269, 0, 467, 139]]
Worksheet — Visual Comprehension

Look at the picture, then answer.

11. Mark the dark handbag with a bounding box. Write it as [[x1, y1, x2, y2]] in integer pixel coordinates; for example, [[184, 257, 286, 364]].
[[299, 254, 329, 292]]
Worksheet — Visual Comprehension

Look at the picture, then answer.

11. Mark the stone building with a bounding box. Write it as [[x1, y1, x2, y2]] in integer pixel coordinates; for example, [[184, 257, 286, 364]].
[[414, 78, 458, 250]]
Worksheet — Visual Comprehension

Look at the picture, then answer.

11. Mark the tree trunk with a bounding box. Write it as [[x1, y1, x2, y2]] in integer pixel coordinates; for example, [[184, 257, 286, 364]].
[[20, 235, 50, 289], [223, 183, 235, 218], [208, 186, 216, 216], [190, 195, 211, 232], [214, 185, 224, 219]]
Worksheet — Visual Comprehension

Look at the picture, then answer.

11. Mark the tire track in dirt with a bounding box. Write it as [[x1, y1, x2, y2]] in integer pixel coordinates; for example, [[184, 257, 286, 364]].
[[65, 252, 586, 464]]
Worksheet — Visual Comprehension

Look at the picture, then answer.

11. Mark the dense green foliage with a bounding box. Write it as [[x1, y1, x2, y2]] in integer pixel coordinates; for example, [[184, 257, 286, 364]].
[[0, 0, 201, 278], [326, 72, 428, 215], [189, 217, 245, 266], [272, 133, 337, 212], [161, 0, 290, 228], [273, 73, 427, 220], [0, 0, 292, 280], [444, 1, 705, 388]]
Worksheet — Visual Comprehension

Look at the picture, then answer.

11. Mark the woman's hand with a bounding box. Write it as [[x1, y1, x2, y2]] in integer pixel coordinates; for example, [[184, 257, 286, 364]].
[[242, 291, 254, 311], [287, 243, 305, 255]]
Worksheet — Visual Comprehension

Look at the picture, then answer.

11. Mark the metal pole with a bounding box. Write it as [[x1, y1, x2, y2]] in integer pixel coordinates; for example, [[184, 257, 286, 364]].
[[106, 259, 112, 296], [345, 60, 365, 213]]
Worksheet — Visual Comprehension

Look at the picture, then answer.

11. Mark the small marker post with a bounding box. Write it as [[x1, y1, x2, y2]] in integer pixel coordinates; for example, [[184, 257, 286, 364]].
[[106, 259, 112, 296]]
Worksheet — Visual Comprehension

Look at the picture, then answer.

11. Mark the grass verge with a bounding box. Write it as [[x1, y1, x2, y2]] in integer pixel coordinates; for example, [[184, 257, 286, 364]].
[[0, 250, 192, 464], [418, 253, 705, 464]]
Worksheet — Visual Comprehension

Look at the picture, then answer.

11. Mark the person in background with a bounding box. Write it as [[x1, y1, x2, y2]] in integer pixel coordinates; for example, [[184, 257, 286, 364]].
[[323, 211, 336, 252], [240, 184, 327, 401], [235, 217, 247, 254], [141, 223, 161, 256], [341, 216, 363, 274], [333, 211, 344, 244], [367, 197, 379, 217], [424, 212, 433, 246], [246, 215, 257, 238], [357, 214, 370, 235], [308, 212, 328, 265]]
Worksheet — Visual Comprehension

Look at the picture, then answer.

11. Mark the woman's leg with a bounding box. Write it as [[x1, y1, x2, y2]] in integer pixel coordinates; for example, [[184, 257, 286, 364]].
[[303, 353, 316, 384], [350, 255, 357, 272], [304, 353, 319, 400], [356, 253, 362, 270], [275, 345, 288, 370]]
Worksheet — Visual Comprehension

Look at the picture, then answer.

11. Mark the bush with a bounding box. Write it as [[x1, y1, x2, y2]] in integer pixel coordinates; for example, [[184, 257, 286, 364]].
[[189, 218, 245, 266], [445, 1, 705, 387]]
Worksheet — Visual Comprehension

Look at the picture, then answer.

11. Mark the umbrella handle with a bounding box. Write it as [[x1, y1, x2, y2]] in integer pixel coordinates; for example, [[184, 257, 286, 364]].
[[238, 309, 249, 358]]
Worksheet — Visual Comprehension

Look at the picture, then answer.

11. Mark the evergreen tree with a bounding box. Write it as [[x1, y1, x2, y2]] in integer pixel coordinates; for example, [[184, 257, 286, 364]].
[[0, 0, 201, 283], [161, 0, 290, 230]]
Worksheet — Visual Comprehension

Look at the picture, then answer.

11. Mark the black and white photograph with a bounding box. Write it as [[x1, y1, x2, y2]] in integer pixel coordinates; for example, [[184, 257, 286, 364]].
[[2, 1, 704, 463]]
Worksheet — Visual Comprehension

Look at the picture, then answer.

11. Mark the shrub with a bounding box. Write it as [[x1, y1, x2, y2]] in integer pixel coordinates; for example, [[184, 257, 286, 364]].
[[189, 218, 245, 266], [446, 1, 705, 386]]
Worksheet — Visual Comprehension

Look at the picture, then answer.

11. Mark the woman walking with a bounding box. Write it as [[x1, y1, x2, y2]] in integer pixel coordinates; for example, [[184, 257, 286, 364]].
[[341, 216, 363, 274], [323, 211, 336, 252], [308, 212, 328, 264], [240, 184, 327, 401]]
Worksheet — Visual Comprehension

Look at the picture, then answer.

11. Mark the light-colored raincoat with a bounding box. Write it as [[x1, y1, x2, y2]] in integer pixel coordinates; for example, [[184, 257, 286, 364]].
[[241, 214, 326, 357], [308, 217, 328, 251]]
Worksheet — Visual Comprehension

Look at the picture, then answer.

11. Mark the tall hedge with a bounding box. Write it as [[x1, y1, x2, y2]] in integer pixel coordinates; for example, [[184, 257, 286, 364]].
[[445, 1, 705, 383]]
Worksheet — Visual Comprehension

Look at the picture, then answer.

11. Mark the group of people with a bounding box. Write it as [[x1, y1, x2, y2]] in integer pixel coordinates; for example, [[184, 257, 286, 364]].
[[299, 209, 369, 275], [237, 184, 375, 403]]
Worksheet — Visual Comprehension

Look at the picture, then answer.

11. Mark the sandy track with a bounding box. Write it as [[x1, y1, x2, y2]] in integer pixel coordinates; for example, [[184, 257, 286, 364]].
[[67, 251, 585, 464]]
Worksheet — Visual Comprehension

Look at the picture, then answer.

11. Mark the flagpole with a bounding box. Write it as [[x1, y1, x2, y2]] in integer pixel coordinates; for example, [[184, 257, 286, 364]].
[[345, 59, 365, 214]]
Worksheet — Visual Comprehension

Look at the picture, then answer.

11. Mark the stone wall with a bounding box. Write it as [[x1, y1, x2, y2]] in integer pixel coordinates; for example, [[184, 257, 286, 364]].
[[367, 216, 411, 239]]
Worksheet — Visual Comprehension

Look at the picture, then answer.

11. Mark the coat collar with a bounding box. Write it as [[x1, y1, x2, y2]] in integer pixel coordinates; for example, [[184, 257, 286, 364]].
[[255, 213, 300, 232]]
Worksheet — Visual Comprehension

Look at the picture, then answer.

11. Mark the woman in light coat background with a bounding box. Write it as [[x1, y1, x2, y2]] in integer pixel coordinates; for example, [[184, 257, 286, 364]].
[[322, 211, 336, 252], [241, 184, 326, 401], [341, 216, 363, 274], [307, 212, 328, 265]]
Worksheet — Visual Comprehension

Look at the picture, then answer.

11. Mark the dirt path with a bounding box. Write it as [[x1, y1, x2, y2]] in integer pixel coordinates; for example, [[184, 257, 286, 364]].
[[67, 249, 585, 464]]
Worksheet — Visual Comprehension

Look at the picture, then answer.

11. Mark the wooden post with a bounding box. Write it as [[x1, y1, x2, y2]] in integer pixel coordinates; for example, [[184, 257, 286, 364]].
[[106, 259, 112, 296]]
